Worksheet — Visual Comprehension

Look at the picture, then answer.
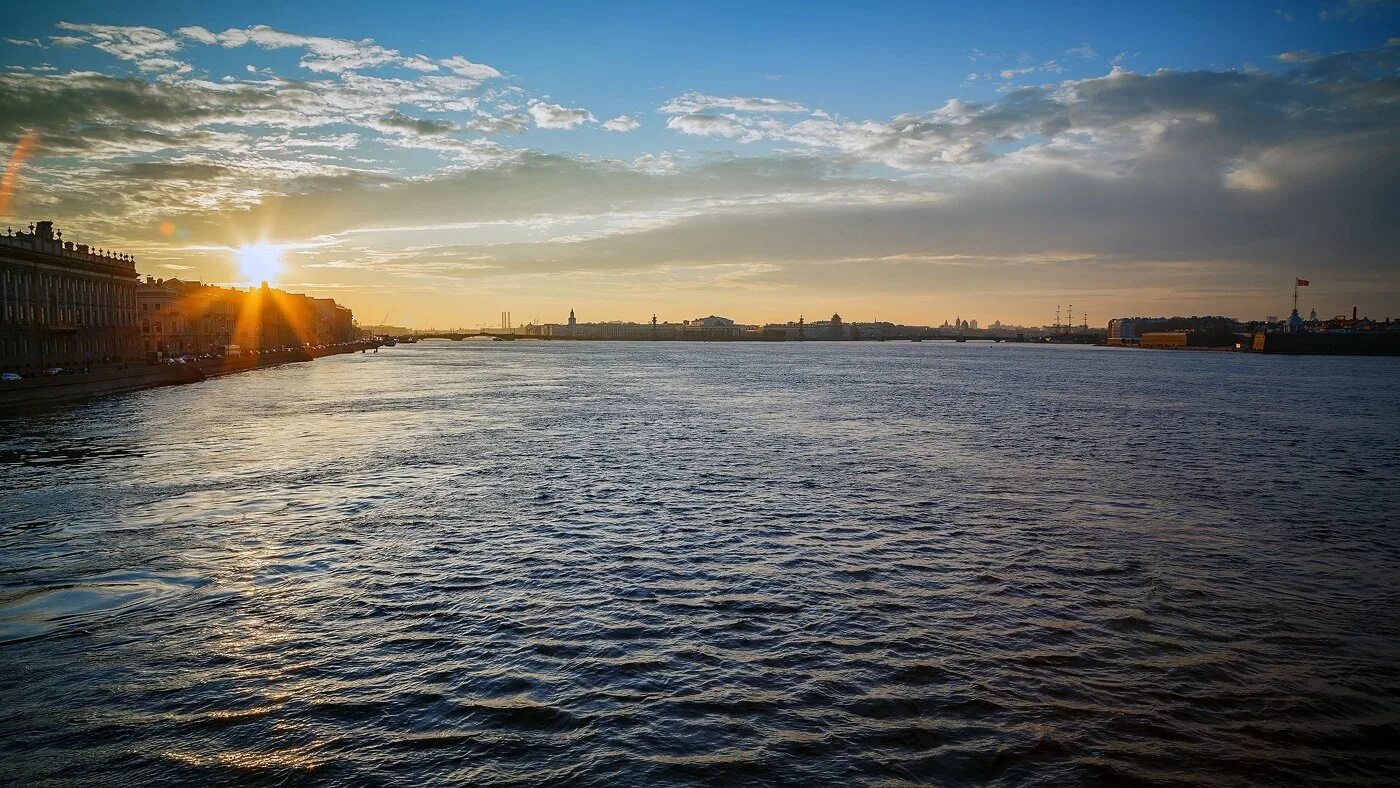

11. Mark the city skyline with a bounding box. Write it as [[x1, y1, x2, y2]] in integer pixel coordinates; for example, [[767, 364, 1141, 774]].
[[1, 1, 1397, 327]]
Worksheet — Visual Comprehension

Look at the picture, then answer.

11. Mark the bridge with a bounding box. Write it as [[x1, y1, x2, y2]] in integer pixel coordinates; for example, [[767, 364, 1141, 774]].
[[391, 331, 572, 342]]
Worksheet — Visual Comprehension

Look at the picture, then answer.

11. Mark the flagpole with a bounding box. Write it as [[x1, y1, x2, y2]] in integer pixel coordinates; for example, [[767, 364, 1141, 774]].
[[1293, 277, 1299, 316]]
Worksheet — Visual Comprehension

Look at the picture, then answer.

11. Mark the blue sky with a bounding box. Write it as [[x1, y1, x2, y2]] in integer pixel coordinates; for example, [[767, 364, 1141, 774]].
[[2, 1, 1397, 326]]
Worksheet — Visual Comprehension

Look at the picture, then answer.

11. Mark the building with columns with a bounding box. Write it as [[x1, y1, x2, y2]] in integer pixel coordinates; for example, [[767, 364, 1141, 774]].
[[1, 221, 140, 370]]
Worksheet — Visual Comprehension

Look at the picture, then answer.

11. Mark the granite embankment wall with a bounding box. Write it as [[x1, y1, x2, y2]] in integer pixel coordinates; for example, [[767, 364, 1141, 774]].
[[0, 364, 204, 410], [1, 342, 380, 411]]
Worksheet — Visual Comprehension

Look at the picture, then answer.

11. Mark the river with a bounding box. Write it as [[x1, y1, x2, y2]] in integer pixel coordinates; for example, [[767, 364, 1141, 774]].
[[2, 341, 1398, 785]]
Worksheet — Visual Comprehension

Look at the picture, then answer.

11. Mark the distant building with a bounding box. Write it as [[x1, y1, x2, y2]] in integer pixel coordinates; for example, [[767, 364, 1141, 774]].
[[541, 309, 685, 339], [680, 315, 743, 339], [313, 298, 355, 344], [1139, 331, 1188, 349], [1, 220, 140, 370], [1109, 316, 1242, 347]]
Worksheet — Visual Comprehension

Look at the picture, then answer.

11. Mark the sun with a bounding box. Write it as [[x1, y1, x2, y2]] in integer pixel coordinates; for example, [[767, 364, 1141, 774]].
[[236, 244, 283, 284]]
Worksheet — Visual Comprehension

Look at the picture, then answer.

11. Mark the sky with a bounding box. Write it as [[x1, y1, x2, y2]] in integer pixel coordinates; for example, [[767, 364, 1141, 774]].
[[1, 0, 1397, 328]]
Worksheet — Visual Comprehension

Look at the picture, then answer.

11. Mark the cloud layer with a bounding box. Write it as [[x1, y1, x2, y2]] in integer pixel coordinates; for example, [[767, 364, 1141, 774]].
[[0, 21, 1397, 325]]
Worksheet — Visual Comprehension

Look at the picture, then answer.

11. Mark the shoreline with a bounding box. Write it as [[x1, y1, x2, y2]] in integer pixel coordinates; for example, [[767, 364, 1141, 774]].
[[1, 341, 382, 413]]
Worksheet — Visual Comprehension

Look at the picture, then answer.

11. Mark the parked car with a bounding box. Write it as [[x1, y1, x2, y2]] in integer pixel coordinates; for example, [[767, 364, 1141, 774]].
[[1, 371, 21, 382], [44, 367, 65, 376], [179, 354, 196, 364]]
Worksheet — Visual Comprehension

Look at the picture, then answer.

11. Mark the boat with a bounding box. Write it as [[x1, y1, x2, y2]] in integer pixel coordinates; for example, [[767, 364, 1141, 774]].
[[382, 337, 397, 347]]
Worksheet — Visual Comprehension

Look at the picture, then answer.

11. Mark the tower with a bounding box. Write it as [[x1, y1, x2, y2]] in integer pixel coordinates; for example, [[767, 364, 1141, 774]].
[[567, 309, 577, 327]]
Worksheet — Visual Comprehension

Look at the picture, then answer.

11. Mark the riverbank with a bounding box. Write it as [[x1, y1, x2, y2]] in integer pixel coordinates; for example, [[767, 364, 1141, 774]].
[[0, 341, 381, 411]]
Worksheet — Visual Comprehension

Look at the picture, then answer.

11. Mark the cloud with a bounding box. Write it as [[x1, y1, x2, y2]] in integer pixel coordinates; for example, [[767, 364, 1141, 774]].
[[998, 59, 1065, 79], [5, 37, 45, 48], [665, 113, 760, 142], [601, 115, 641, 132], [5, 22, 1397, 323], [210, 25, 402, 73], [55, 22, 181, 60], [175, 26, 218, 45], [659, 45, 1400, 172], [1066, 43, 1098, 59], [441, 56, 501, 80], [376, 109, 457, 136], [660, 92, 808, 114], [528, 101, 594, 129], [467, 113, 530, 134], [401, 55, 439, 73], [140, 59, 193, 74]]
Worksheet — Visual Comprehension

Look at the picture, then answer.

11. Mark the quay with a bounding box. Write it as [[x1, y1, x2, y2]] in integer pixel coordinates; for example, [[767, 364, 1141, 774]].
[[0, 341, 381, 411]]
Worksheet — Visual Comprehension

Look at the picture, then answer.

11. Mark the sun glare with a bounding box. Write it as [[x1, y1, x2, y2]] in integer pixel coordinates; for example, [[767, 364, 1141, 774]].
[[237, 244, 283, 284]]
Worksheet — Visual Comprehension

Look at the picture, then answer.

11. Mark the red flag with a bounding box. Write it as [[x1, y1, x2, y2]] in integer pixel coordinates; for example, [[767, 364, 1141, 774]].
[[1296, 279, 1310, 286]]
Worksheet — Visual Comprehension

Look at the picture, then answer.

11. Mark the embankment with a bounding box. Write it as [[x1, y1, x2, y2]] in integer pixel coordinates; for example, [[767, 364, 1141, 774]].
[[1, 342, 380, 412]]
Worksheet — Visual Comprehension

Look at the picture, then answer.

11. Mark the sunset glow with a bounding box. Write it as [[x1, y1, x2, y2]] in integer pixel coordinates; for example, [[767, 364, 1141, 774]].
[[236, 244, 282, 284]]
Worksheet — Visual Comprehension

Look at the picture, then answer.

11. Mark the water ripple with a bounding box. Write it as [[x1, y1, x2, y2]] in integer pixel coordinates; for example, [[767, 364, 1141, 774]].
[[2, 342, 1399, 785]]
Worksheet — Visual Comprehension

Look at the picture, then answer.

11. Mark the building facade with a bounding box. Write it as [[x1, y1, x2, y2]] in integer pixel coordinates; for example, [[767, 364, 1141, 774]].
[[135, 278, 361, 356], [1, 221, 140, 370]]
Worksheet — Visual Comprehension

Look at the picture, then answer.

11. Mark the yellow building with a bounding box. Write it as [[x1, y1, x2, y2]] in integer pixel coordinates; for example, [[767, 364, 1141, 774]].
[[1139, 331, 1188, 349]]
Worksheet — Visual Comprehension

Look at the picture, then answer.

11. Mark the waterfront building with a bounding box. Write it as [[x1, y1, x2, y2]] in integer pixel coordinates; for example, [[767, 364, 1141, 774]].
[[2, 220, 357, 370], [1140, 331, 1189, 349], [139, 277, 357, 356], [680, 315, 743, 339], [313, 298, 356, 344], [138, 278, 188, 356], [1110, 316, 1243, 348], [540, 309, 683, 339], [1, 221, 140, 370]]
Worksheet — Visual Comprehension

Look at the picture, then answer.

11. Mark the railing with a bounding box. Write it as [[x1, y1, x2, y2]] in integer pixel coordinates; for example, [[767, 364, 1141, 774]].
[[0, 233, 138, 271]]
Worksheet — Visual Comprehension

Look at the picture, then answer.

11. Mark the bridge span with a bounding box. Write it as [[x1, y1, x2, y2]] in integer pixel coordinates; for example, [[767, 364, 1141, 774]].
[[391, 332, 571, 342]]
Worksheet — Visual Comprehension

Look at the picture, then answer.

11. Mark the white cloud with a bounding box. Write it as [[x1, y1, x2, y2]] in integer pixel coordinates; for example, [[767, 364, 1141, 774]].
[[665, 113, 760, 142], [999, 59, 1064, 79], [660, 92, 808, 114], [175, 26, 218, 45], [136, 58, 192, 74], [441, 56, 501, 80], [401, 55, 439, 72], [55, 22, 182, 62], [528, 101, 594, 129], [200, 24, 475, 75], [602, 115, 641, 132], [5, 37, 44, 48]]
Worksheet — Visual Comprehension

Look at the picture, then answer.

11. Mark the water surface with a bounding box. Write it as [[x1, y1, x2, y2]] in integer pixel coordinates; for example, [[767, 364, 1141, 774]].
[[2, 342, 1398, 785]]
